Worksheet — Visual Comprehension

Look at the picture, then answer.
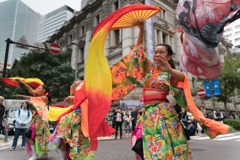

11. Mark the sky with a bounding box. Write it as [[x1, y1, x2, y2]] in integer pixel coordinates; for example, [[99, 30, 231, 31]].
[[4, 0, 82, 15]]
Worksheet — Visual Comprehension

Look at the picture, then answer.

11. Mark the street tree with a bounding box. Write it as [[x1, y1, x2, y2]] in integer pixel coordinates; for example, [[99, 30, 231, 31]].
[[198, 54, 240, 111], [4, 50, 75, 103], [218, 54, 240, 111]]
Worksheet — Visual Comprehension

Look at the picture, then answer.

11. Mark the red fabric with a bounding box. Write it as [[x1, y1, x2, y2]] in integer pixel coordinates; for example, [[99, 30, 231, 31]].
[[1, 77, 19, 88]]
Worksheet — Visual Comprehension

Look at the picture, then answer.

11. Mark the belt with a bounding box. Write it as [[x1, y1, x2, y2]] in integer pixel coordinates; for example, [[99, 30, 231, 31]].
[[140, 88, 169, 105]]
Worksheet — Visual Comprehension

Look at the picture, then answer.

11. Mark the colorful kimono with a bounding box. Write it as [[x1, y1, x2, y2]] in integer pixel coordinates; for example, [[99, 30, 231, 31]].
[[110, 44, 229, 160], [48, 82, 112, 160], [26, 97, 51, 156], [56, 108, 94, 160]]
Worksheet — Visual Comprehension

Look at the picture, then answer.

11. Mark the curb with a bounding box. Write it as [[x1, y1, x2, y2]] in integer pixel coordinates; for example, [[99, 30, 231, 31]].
[[0, 140, 12, 150], [0, 136, 14, 150]]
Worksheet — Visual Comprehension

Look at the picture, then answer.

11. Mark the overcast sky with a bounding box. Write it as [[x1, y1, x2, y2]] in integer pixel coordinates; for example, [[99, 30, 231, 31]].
[[1, 0, 82, 15]]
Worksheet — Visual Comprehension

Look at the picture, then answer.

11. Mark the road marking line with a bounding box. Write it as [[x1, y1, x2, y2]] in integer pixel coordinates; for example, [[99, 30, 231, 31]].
[[215, 135, 240, 141]]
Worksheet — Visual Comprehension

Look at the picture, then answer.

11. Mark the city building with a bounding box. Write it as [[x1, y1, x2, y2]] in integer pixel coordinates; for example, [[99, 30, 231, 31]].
[[0, 62, 12, 75], [0, 0, 41, 64], [47, 0, 233, 110], [223, 19, 240, 54], [38, 5, 74, 42]]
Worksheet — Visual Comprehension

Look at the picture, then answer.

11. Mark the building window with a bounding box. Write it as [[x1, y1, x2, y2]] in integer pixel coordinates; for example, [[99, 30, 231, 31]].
[[162, 32, 170, 44], [80, 26, 85, 36], [80, 47, 84, 62], [113, 0, 119, 11], [69, 35, 72, 44], [115, 30, 120, 45], [94, 15, 100, 27], [160, 9, 166, 19]]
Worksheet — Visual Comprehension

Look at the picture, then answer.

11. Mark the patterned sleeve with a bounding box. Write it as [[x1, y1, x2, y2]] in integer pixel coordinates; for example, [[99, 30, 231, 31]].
[[111, 44, 147, 101], [169, 76, 188, 111]]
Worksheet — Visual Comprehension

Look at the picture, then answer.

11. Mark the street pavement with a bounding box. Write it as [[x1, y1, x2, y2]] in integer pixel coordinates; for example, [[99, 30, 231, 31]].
[[0, 133, 240, 160]]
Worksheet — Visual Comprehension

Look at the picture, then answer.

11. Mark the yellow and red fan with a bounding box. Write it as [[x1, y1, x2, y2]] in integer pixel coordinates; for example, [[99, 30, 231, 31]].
[[92, 4, 161, 36], [1, 77, 44, 88]]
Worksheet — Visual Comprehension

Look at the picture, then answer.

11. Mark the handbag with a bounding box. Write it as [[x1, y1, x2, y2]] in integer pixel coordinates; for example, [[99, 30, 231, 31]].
[[25, 129, 32, 138], [132, 138, 143, 159]]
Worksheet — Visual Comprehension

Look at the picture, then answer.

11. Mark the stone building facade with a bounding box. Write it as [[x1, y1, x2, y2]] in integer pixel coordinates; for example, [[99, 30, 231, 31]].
[[47, 0, 235, 111]]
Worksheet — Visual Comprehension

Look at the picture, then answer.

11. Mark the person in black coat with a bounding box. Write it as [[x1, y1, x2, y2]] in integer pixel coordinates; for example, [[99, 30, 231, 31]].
[[114, 107, 124, 139], [0, 96, 5, 135]]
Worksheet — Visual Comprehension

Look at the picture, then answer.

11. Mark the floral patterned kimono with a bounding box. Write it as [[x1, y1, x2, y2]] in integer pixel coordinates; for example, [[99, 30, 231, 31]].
[[26, 97, 51, 156], [110, 44, 229, 160], [56, 108, 94, 160], [141, 69, 192, 160]]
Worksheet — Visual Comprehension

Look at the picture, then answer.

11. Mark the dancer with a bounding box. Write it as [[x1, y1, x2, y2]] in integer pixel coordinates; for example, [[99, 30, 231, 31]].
[[127, 23, 229, 159], [48, 80, 94, 160], [13, 80, 51, 160]]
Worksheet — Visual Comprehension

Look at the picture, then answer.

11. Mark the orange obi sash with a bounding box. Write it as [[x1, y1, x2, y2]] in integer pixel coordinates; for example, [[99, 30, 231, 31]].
[[141, 88, 169, 105]]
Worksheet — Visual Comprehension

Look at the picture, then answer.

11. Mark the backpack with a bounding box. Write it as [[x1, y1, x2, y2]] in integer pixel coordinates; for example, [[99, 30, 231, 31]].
[[18, 109, 30, 118], [13, 109, 30, 124]]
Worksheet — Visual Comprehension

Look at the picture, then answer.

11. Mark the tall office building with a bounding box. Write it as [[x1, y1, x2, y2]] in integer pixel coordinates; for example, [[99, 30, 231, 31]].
[[0, 0, 41, 64], [223, 19, 240, 48], [38, 5, 74, 42]]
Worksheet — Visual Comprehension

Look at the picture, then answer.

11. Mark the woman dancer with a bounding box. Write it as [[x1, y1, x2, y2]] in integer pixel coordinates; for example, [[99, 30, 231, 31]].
[[48, 80, 94, 160], [14, 80, 51, 160]]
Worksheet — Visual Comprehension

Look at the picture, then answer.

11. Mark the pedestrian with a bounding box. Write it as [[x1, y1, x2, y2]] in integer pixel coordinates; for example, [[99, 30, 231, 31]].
[[114, 107, 124, 139], [111, 109, 116, 129], [10, 101, 32, 151], [131, 107, 137, 131], [0, 96, 5, 135], [123, 111, 131, 136], [213, 109, 224, 123], [13, 79, 51, 160]]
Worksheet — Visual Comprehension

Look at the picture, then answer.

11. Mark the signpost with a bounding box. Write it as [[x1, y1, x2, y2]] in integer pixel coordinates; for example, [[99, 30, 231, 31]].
[[197, 88, 206, 98], [49, 43, 61, 55]]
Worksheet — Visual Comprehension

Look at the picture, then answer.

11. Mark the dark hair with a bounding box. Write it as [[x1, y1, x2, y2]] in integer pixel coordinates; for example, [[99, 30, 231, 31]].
[[42, 85, 52, 103], [21, 101, 30, 110], [157, 44, 176, 69]]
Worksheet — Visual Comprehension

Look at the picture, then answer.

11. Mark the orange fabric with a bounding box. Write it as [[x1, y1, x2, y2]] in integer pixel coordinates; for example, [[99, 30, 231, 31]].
[[30, 97, 48, 121], [80, 99, 89, 138], [182, 74, 229, 137]]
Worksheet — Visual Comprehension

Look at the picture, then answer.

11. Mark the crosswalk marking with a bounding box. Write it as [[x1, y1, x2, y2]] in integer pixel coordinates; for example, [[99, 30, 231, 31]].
[[191, 132, 240, 141]]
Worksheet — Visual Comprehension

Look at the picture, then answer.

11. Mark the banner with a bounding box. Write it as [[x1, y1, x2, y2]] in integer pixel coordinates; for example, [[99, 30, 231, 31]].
[[212, 79, 221, 96], [204, 81, 211, 97], [145, 0, 154, 62]]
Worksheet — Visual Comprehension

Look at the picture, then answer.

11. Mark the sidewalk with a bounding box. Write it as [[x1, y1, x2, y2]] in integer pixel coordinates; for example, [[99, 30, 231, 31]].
[[0, 135, 13, 150]]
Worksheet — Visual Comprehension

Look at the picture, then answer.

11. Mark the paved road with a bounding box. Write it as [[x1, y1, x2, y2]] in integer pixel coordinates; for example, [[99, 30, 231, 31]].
[[0, 133, 240, 160]]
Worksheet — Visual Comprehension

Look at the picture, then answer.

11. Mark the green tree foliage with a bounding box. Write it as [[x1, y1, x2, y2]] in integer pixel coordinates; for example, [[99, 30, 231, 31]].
[[198, 54, 240, 111], [218, 55, 240, 110], [4, 50, 75, 103]]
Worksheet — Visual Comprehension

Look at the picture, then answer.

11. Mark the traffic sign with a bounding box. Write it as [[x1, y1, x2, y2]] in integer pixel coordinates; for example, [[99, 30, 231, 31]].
[[49, 43, 61, 55], [197, 88, 206, 98]]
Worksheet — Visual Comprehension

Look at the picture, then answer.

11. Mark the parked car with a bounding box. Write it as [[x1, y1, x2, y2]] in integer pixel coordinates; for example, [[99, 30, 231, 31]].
[[2, 109, 17, 135]]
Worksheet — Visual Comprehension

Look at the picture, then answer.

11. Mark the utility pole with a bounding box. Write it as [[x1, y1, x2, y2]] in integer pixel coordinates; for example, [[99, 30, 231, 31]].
[[1, 38, 13, 96]]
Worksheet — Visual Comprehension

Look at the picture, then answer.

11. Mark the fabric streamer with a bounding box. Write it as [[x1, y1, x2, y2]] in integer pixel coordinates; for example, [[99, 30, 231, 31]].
[[174, 0, 240, 78], [86, 4, 160, 150], [1, 77, 44, 88]]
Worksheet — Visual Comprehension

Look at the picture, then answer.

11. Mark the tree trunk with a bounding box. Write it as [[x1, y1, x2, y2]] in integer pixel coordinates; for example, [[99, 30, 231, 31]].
[[224, 101, 227, 112]]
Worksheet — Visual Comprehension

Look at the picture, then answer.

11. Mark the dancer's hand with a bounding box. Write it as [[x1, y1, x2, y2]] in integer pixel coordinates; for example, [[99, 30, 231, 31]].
[[64, 96, 74, 103]]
